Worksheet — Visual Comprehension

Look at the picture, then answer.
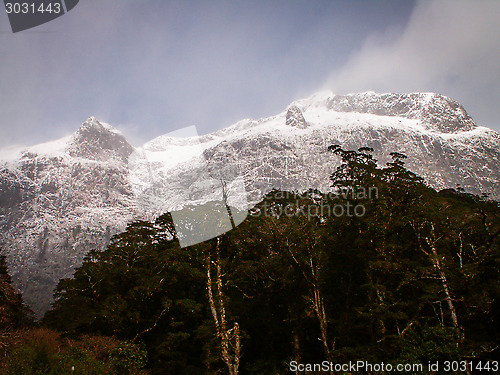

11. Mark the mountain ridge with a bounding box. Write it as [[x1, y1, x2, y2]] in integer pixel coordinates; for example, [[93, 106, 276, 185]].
[[1, 91, 499, 316]]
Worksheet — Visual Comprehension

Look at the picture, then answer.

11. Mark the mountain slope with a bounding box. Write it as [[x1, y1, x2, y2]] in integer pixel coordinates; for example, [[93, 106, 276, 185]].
[[1, 92, 499, 316], [131, 92, 499, 215], [0, 117, 136, 315]]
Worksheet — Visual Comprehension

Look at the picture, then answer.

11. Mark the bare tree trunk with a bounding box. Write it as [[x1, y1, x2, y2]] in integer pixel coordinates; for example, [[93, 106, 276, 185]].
[[425, 224, 459, 328], [309, 257, 334, 373], [207, 237, 241, 375], [221, 179, 236, 229]]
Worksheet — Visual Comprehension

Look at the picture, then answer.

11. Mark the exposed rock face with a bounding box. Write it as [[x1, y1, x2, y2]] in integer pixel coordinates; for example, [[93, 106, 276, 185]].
[[326, 92, 476, 133], [0, 118, 135, 316], [67, 117, 134, 162], [132, 92, 499, 215], [1, 92, 499, 317], [286, 106, 308, 128]]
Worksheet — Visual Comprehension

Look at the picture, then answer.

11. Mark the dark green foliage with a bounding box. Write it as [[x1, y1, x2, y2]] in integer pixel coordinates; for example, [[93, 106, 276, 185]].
[[37, 146, 499, 374], [399, 325, 460, 363], [43, 217, 212, 374], [0, 253, 32, 331]]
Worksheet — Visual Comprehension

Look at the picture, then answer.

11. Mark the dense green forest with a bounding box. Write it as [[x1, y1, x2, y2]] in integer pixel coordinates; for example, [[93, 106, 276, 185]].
[[1, 146, 499, 374]]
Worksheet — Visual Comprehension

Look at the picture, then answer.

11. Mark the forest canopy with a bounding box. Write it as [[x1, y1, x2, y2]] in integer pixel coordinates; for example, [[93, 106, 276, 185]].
[[2, 146, 499, 375]]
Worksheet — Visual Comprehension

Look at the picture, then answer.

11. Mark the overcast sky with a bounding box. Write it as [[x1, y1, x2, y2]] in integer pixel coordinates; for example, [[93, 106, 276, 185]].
[[0, 0, 499, 149]]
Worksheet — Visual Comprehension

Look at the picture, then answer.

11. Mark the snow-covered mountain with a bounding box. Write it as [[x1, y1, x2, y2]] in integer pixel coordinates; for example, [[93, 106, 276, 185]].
[[1, 92, 499, 316], [0, 118, 136, 315], [131, 91, 499, 215]]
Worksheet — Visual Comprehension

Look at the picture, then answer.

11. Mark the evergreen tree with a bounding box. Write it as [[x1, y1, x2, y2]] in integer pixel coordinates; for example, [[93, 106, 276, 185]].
[[0, 252, 32, 331], [40, 146, 500, 374]]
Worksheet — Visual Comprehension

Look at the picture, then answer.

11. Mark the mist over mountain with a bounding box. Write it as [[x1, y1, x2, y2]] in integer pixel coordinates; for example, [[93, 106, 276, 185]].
[[0, 92, 499, 316]]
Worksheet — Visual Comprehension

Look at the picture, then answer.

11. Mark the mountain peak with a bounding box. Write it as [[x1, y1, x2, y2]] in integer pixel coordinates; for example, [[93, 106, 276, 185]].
[[286, 106, 308, 128], [78, 116, 120, 134], [325, 92, 476, 133], [67, 117, 134, 162]]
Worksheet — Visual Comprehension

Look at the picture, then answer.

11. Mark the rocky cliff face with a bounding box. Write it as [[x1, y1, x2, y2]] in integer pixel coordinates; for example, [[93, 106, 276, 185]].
[[326, 92, 477, 132], [286, 106, 309, 129], [0, 117, 135, 315], [132, 92, 499, 216], [1, 92, 499, 316], [67, 117, 134, 162]]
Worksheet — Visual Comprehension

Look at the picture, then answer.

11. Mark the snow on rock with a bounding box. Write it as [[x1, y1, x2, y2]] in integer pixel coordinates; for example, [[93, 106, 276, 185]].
[[67, 117, 133, 163], [326, 92, 476, 133], [0, 118, 136, 317], [286, 106, 308, 128], [133, 91, 498, 214], [0, 91, 499, 317]]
